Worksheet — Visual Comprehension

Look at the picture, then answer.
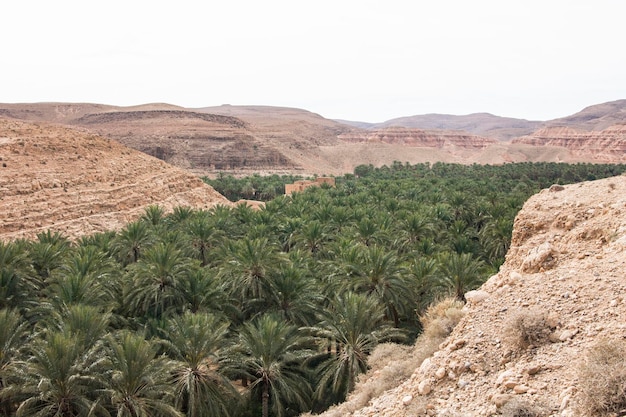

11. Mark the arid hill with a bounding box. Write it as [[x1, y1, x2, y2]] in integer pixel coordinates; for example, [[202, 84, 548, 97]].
[[1, 100, 626, 176], [316, 175, 626, 416], [546, 99, 626, 131], [366, 113, 542, 142], [0, 118, 231, 240], [513, 124, 626, 163]]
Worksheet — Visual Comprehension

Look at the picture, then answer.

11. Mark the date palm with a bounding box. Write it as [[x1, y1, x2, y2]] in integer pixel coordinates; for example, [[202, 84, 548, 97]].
[[16, 331, 108, 417], [219, 238, 286, 318], [124, 242, 195, 319], [48, 245, 118, 308], [112, 220, 154, 265], [0, 240, 37, 309], [236, 314, 312, 417], [0, 308, 30, 415], [308, 292, 403, 399], [102, 330, 181, 417], [350, 245, 410, 326], [436, 252, 486, 301], [164, 312, 238, 417]]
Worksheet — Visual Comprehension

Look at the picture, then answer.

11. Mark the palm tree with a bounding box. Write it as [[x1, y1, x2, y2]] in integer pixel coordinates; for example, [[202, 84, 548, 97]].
[[267, 265, 322, 326], [308, 292, 403, 400], [112, 220, 153, 265], [436, 252, 486, 301], [124, 242, 195, 319], [184, 214, 221, 267], [0, 240, 37, 310], [102, 330, 182, 417], [0, 308, 30, 415], [293, 221, 330, 255], [47, 245, 118, 308], [16, 331, 108, 417], [141, 205, 166, 227], [219, 238, 286, 318], [346, 245, 411, 327], [236, 314, 312, 417], [164, 312, 238, 417]]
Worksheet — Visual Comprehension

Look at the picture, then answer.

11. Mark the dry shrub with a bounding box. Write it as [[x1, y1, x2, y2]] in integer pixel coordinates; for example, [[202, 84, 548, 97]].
[[504, 310, 554, 350], [499, 398, 546, 417], [576, 338, 626, 416], [419, 297, 466, 340]]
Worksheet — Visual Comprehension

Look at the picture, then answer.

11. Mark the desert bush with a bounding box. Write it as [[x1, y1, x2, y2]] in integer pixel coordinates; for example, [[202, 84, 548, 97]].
[[576, 338, 626, 416], [505, 310, 554, 350], [419, 297, 466, 340], [499, 398, 546, 417]]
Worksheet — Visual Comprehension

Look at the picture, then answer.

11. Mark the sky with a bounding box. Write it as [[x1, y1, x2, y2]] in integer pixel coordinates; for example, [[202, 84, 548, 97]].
[[2, 0, 626, 123]]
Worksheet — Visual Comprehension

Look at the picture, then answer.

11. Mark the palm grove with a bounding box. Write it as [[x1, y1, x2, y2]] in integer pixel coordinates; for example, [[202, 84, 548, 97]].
[[0, 162, 623, 417]]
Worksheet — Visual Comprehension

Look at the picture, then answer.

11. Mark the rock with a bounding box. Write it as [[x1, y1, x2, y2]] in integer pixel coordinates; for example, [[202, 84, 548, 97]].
[[559, 328, 578, 341], [418, 380, 432, 395], [522, 242, 557, 273], [491, 393, 513, 408], [509, 271, 523, 283], [513, 384, 529, 394], [496, 370, 516, 385], [435, 367, 447, 380], [549, 184, 565, 192], [401, 394, 413, 406], [524, 365, 542, 376], [450, 339, 466, 351], [465, 290, 490, 304], [504, 380, 518, 389]]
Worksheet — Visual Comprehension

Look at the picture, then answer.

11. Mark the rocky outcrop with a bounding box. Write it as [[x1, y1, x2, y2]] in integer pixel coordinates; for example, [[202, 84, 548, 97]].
[[320, 175, 626, 416], [512, 124, 626, 162], [338, 127, 497, 149], [0, 118, 232, 240]]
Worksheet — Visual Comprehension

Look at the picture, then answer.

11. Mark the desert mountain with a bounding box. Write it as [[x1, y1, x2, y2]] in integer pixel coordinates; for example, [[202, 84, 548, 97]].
[[315, 175, 626, 416], [0, 118, 231, 240], [1, 100, 626, 175], [546, 99, 626, 131], [364, 113, 542, 142]]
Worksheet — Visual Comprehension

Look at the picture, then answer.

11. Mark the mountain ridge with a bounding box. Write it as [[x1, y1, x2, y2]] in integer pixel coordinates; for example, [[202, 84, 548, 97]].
[[1, 99, 626, 175]]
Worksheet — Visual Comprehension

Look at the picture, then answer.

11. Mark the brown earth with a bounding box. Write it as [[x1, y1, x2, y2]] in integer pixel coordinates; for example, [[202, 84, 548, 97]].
[[316, 175, 626, 416], [0, 118, 231, 241]]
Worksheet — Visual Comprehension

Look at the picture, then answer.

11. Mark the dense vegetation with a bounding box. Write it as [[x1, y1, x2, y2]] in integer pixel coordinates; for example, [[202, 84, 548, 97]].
[[0, 162, 625, 417]]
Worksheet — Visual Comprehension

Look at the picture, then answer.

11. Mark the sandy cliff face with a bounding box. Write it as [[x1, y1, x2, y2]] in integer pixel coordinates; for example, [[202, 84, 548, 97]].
[[0, 118, 232, 240], [338, 127, 497, 149], [513, 124, 626, 162], [325, 175, 626, 416]]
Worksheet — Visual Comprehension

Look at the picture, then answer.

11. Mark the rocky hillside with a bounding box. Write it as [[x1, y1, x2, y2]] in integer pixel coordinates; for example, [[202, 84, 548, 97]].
[[0, 118, 231, 240], [512, 125, 626, 163], [337, 127, 497, 149], [320, 175, 626, 416]]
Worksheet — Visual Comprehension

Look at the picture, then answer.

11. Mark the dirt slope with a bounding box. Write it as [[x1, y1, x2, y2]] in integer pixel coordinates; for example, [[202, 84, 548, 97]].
[[0, 118, 231, 240], [323, 175, 626, 416]]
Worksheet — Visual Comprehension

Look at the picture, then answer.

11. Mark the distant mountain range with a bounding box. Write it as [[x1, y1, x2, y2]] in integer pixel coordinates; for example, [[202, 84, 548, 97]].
[[1, 99, 625, 176]]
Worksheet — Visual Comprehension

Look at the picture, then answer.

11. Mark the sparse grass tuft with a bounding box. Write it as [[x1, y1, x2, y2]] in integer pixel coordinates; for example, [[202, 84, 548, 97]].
[[505, 310, 554, 350], [419, 297, 466, 340], [576, 338, 626, 416]]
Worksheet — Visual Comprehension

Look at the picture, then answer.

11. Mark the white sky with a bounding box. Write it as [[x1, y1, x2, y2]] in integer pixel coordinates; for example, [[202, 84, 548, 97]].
[[2, 0, 625, 122]]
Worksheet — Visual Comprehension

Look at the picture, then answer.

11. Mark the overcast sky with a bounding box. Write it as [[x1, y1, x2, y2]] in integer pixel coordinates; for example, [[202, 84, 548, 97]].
[[2, 0, 625, 122]]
